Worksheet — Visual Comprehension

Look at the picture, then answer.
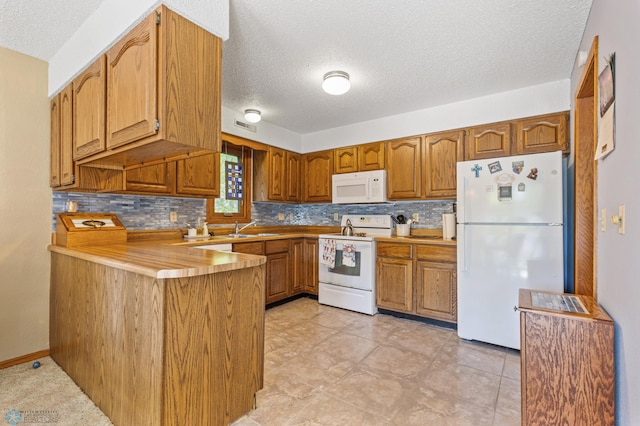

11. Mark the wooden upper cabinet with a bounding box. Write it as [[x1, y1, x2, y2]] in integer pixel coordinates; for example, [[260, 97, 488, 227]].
[[124, 162, 176, 194], [59, 85, 74, 186], [303, 150, 333, 202], [98, 5, 221, 166], [50, 94, 61, 187], [268, 147, 286, 201], [253, 147, 300, 203], [176, 153, 219, 196], [465, 122, 512, 160], [424, 130, 464, 198], [334, 147, 358, 174], [334, 142, 385, 174], [359, 142, 385, 171], [73, 56, 106, 160], [106, 12, 157, 149], [386, 136, 422, 199], [285, 151, 302, 202], [515, 112, 569, 155]]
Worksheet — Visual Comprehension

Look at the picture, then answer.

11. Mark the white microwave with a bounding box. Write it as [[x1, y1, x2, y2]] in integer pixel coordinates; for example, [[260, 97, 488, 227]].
[[332, 170, 387, 204]]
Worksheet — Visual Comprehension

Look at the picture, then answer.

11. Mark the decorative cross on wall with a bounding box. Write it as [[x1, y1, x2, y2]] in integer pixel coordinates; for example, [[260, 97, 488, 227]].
[[471, 164, 482, 178]]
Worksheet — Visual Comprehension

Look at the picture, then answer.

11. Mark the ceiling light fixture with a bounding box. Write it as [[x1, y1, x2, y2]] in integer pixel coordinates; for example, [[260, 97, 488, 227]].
[[322, 71, 350, 95], [244, 109, 261, 123]]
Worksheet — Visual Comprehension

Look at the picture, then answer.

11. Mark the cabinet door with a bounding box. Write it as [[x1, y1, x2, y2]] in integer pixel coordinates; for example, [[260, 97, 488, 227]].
[[386, 136, 422, 199], [124, 162, 176, 194], [359, 142, 385, 171], [424, 130, 464, 198], [303, 150, 333, 202], [290, 239, 304, 295], [285, 151, 302, 202], [303, 239, 319, 295], [268, 147, 286, 201], [376, 257, 413, 312], [50, 94, 61, 187], [334, 147, 358, 174], [415, 261, 457, 322], [60, 85, 74, 186], [106, 12, 157, 149], [515, 112, 569, 155], [465, 123, 512, 160], [176, 153, 219, 196], [232, 242, 265, 255], [266, 252, 290, 304], [73, 56, 106, 160]]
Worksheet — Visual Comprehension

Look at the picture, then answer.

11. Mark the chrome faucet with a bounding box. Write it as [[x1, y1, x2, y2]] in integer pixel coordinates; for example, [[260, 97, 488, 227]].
[[234, 220, 256, 234]]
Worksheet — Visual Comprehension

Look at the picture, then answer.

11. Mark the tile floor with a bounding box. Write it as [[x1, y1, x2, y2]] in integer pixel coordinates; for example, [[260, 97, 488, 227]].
[[232, 297, 521, 426]]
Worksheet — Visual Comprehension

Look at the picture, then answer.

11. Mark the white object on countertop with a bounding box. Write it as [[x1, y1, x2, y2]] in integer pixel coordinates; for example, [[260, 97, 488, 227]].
[[396, 224, 411, 237], [187, 228, 197, 237], [442, 213, 456, 240]]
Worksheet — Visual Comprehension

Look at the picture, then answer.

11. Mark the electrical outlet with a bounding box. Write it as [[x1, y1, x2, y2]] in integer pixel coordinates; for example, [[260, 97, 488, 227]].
[[169, 212, 178, 222], [278, 213, 285, 221], [289, 213, 293, 221], [412, 213, 420, 222], [334, 213, 339, 221]]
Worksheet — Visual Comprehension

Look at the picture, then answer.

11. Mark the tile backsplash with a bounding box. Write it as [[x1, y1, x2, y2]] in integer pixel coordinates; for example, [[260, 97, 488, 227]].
[[52, 192, 454, 231]]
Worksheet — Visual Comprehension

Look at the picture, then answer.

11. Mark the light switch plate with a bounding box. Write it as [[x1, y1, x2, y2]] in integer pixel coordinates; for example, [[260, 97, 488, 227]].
[[278, 213, 285, 221], [169, 212, 178, 222]]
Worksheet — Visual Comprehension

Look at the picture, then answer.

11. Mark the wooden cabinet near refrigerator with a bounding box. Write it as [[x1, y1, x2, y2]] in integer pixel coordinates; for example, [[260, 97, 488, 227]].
[[518, 289, 614, 426]]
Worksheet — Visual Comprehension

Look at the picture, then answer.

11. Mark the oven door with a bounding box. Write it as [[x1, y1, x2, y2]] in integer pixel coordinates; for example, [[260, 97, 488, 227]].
[[318, 238, 374, 291]]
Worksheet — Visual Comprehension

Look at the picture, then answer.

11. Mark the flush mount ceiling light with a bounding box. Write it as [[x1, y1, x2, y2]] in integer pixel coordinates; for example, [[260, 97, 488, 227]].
[[322, 71, 350, 95], [244, 109, 261, 123]]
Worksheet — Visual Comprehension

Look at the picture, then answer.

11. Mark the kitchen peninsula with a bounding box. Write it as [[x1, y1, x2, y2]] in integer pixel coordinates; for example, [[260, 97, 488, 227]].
[[48, 240, 266, 426]]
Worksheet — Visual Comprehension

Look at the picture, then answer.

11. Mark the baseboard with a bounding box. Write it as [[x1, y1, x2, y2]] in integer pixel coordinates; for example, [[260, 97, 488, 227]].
[[0, 349, 50, 370]]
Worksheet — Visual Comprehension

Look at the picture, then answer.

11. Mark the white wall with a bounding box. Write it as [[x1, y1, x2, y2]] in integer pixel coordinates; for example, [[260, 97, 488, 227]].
[[301, 80, 570, 152], [0, 47, 52, 362], [48, 0, 229, 96], [221, 106, 301, 152], [570, 2, 640, 425]]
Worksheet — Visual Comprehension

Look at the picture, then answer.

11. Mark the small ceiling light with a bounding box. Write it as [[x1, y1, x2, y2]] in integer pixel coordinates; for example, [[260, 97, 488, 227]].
[[322, 71, 350, 95], [244, 109, 261, 123]]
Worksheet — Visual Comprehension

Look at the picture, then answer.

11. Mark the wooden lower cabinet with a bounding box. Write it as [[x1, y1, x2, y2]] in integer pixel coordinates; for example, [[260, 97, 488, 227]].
[[303, 238, 319, 294], [290, 239, 305, 295], [376, 242, 457, 323], [415, 261, 457, 322], [518, 289, 614, 425], [50, 252, 264, 426]]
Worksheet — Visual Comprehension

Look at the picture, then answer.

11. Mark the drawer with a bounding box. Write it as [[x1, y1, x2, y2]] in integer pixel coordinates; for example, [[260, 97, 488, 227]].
[[415, 245, 456, 263], [265, 239, 290, 255], [376, 242, 412, 259], [232, 241, 265, 255]]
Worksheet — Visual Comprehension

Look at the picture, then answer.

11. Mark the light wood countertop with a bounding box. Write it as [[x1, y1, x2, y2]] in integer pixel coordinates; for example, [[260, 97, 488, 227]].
[[48, 241, 266, 279]]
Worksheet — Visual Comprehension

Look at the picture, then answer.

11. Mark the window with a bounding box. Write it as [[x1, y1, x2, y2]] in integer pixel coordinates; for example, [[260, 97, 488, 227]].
[[206, 143, 252, 223]]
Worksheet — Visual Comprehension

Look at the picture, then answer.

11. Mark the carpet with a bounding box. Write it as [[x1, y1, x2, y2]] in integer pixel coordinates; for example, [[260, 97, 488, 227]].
[[0, 356, 112, 426]]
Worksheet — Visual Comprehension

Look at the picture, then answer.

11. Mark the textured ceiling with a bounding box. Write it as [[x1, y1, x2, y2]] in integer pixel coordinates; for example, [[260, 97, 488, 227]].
[[0, 0, 592, 135], [0, 0, 104, 61], [223, 0, 592, 134]]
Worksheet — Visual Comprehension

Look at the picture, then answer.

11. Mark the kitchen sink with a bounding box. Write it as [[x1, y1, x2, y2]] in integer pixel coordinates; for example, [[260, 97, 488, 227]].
[[255, 233, 279, 237], [226, 233, 253, 238]]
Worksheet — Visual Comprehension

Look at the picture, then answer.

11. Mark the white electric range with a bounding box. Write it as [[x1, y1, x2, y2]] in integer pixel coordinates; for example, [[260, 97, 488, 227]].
[[318, 214, 393, 315]]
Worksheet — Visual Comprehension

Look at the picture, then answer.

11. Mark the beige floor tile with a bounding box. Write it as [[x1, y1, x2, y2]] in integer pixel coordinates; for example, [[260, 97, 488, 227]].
[[502, 352, 521, 381], [323, 365, 418, 419], [248, 375, 318, 425], [312, 332, 379, 363], [308, 307, 364, 330], [385, 322, 451, 358], [493, 411, 522, 426], [230, 415, 260, 425], [436, 338, 507, 375], [286, 392, 390, 426], [361, 344, 434, 378], [392, 387, 495, 426], [420, 360, 502, 409], [270, 348, 357, 389], [496, 376, 521, 418]]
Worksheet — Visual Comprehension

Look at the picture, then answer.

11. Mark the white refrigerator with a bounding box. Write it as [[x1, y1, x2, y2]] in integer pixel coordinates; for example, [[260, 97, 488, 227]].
[[456, 150, 565, 349]]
